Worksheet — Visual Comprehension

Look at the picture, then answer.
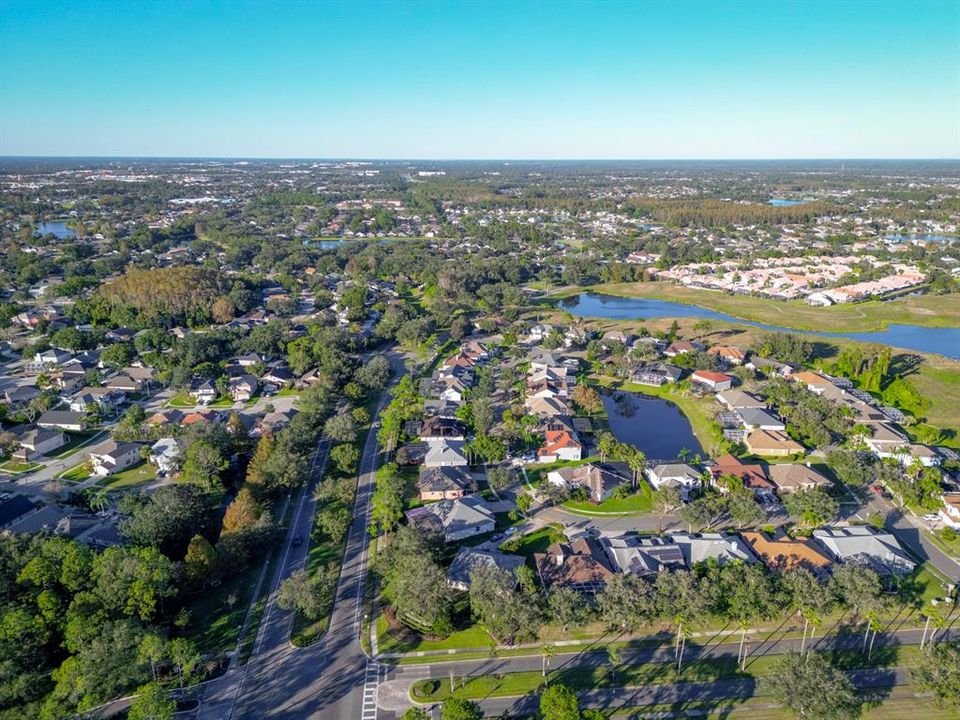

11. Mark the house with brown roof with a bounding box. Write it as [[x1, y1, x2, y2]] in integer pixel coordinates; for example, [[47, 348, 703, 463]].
[[740, 530, 833, 574], [707, 346, 747, 365], [768, 464, 832, 494], [744, 429, 804, 458], [419, 416, 467, 442], [534, 538, 614, 594], [417, 466, 477, 501], [710, 454, 774, 496]]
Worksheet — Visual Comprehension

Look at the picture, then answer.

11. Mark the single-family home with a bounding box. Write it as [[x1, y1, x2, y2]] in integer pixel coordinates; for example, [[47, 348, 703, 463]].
[[534, 539, 615, 594], [69, 387, 120, 414], [15, 427, 66, 458], [417, 465, 477, 501], [37, 410, 86, 432], [812, 526, 916, 577], [716, 390, 766, 411], [103, 375, 143, 393], [741, 530, 833, 575], [939, 494, 960, 529], [537, 430, 583, 463], [710, 454, 776, 497], [261, 366, 294, 388], [707, 346, 747, 365], [645, 463, 702, 500], [525, 395, 573, 418], [420, 416, 467, 442], [600, 535, 685, 576], [405, 495, 495, 542], [736, 408, 786, 432], [191, 381, 217, 405], [237, 352, 267, 367], [744, 429, 804, 457], [229, 375, 259, 402], [690, 370, 734, 393], [632, 362, 684, 387], [423, 440, 469, 468], [670, 532, 759, 567], [446, 547, 525, 591], [4, 385, 40, 410], [148, 438, 181, 477], [89, 440, 142, 477], [664, 340, 701, 357], [768, 464, 832, 494], [547, 462, 631, 502]]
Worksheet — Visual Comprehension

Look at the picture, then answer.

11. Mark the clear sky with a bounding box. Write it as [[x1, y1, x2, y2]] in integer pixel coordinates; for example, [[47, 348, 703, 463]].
[[1, 0, 958, 158]]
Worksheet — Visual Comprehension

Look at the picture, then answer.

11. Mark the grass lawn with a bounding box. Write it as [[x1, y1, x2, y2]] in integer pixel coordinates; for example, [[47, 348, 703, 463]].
[[410, 646, 918, 704], [500, 526, 566, 558], [926, 528, 960, 560], [98, 461, 157, 490], [184, 560, 265, 658], [273, 387, 299, 398], [551, 281, 960, 333], [59, 463, 92, 482], [52, 431, 102, 459], [0, 460, 42, 474], [377, 613, 495, 654], [564, 483, 655, 514], [167, 391, 195, 408]]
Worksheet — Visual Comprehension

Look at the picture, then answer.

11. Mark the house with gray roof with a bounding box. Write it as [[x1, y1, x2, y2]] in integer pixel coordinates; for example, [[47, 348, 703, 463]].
[[736, 407, 786, 432], [407, 495, 495, 542], [423, 440, 468, 468], [446, 547, 525, 591], [599, 535, 685, 577], [670, 532, 758, 567], [812, 526, 916, 577], [645, 463, 702, 500]]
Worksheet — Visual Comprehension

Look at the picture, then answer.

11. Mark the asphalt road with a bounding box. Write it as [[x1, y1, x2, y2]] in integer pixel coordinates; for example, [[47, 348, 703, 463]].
[[223, 349, 407, 720]]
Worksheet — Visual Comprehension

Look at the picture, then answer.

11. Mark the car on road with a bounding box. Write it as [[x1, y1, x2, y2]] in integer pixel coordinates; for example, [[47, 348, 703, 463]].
[[923, 514, 941, 523], [292, 534, 303, 547]]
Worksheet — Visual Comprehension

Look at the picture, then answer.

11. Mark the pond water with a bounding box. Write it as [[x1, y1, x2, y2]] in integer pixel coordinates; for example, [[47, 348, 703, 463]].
[[602, 391, 703, 462], [883, 233, 958, 244], [35, 221, 76, 239], [561, 293, 960, 359], [768, 198, 810, 206]]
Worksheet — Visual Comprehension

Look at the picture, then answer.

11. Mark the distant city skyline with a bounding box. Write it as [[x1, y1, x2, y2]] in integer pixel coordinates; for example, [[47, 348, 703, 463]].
[[1, 0, 958, 159]]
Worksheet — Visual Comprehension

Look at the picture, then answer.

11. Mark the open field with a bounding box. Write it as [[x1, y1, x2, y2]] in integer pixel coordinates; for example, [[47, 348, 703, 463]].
[[98, 462, 157, 490], [549, 282, 960, 332]]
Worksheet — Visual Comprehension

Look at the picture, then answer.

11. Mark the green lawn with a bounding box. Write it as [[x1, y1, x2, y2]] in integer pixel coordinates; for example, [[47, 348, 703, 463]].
[[273, 387, 300, 398], [51, 431, 102, 459], [98, 461, 157, 490], [167, 392, 195, 408], [500, 526, 566, 557], [377, 613, 495, 654], [564, 481, 654, 514], [183, 560, 265, 658], [0, 460, 42, 474], [59, 463, 92, 482]]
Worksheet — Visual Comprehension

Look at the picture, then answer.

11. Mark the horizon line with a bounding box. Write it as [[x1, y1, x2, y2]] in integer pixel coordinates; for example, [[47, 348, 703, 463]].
[[0, 155, 958, 163]]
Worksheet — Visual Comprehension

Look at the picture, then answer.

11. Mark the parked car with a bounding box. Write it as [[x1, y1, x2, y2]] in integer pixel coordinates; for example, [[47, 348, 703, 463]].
[[292, 534, 303, 547], [923, 514, 941, 523]]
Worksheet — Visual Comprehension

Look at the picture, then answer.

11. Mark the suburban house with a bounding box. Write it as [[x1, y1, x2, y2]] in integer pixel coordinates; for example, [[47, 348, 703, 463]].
[[15, 427, 66, 459], [741, 530, 833, 574], [191, 381, 217, 405], [533, 539, 614, 594], [632, 362, 683, 386], [736, 408, 786, 432], [939, 494, 960, 529], [525, 395, 573, 418], [446, 547, 525, 591], [547, 462, 632, 502], [89, 440, 142, 477], [707, 346, 747, 365], [419, 416, 467, 442], [261, 366, 294, 388], [745, 429, 804, 457], [710, 455, 775, 497], [405, 495, 495, 542], [4, 385, 40, 410], [864, 422, 909, 456], [237, 352, 267, 367], [791, 371, 836, 395], [537, 430, 583, 463], [690, 370, 734, 393], [768, 464, 832, 494], [716, 390, 766, 411], [600, 536, 685, 576], [148, 437, 181, 476], [37, 410, 86, 432], [670, 532, 759, 567], [229, 374, 259, 402], [103, 375, 143, 393], [812, 526, 916, 577], [664, 340, 701, 357], [423, 440, 469, 468], [417, 465, 477, 501], [645, 463, 702, 500], [69, 387, 120, 414], [146, 409, 184, 427]]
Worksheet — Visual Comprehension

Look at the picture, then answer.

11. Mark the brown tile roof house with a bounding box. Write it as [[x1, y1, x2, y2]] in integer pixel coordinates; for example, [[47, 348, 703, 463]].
[[707, 346, 747, 365], [534, 538, 614, 594], [768, 464, 832, 494], [744, 429, 805, 457], [710, 454, 774, 494], [740, 530, 833, 574]]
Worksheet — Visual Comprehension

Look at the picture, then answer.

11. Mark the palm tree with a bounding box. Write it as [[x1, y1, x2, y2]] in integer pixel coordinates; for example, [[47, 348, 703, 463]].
[[606, 645, 621, 685], [627, 448, 646, 489], [540, 643, 556, 679]]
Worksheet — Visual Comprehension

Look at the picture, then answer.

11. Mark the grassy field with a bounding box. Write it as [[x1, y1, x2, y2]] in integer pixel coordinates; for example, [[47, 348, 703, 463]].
[[59, 463, 92, 482], [98, 461, 157, 490], [500, 526, 566, 557], [184, 560, 265, 658], [0, 460, 42, 474], [551, 282, 960, 332], [564, 483, 655, 514]]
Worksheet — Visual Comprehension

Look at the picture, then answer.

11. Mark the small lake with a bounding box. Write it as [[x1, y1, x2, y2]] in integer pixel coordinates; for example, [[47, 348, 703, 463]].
[[883, 233, 958, 244], [35, 221, 76, 239], [768, 198, 810, 206], [602, 391, 703, 461], [561, 293, 960, 359]]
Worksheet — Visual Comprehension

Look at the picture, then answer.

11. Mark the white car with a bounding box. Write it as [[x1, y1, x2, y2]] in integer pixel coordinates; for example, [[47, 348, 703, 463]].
[[922, 514, 941, 523]]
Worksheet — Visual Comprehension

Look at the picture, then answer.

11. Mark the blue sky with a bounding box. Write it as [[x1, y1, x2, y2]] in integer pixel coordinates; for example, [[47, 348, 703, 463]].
[[0, 0, 958, 158]]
